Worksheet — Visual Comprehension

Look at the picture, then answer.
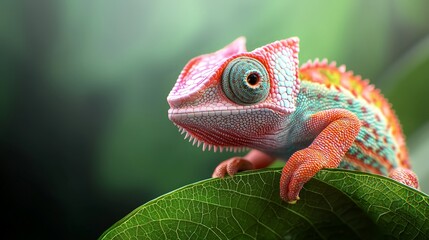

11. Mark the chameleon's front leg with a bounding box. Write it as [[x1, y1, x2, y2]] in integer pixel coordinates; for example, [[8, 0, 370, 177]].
[[212, 150, 276, 177], [281, 109, 361, 203]]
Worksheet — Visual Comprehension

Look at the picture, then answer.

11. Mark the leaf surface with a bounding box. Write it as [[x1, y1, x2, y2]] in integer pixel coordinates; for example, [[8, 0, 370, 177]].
[[100, 169, 429, 239]]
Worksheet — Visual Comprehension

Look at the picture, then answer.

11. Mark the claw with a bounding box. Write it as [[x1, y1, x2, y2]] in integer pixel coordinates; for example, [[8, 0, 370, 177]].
[[287, 196, 300, 204]]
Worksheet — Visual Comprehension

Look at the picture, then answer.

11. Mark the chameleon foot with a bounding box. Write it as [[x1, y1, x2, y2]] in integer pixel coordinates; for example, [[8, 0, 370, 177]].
[[212, 157, 255, 178], [280, 148, 327, 203], [389, 167, 419, 189]]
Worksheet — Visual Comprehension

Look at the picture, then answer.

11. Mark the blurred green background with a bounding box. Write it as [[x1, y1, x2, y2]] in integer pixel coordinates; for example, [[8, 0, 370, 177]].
[[2, 0, 429, 239]]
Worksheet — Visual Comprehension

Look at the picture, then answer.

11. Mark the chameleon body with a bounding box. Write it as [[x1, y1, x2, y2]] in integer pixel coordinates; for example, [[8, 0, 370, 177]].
[[167, 37, 419, 203]]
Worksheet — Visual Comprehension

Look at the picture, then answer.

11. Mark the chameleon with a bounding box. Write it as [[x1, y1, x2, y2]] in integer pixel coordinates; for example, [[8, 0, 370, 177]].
[[167, 37, 419, 203]]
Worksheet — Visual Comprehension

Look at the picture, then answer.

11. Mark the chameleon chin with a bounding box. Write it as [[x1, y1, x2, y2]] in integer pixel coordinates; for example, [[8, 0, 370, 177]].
[[167, 37, 419, 204]]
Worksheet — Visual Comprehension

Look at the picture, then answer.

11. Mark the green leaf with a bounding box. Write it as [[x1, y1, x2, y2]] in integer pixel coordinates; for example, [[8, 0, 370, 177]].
[[100, 169, 429, 239]]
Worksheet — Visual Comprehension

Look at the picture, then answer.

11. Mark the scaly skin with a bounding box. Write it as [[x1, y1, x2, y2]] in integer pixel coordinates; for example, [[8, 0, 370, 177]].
[[167, 37, 419, 203]]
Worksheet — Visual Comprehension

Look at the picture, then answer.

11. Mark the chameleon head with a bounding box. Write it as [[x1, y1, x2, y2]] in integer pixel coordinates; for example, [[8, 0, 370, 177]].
[[167, 37, 300, 151]]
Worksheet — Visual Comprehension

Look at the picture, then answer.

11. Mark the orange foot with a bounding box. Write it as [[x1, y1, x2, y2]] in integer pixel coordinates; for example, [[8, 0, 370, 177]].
[[389, 167, 419, 189], [212, 157, 255, 178], [212, 150, 276, 178], [279, 148, 327, 203]]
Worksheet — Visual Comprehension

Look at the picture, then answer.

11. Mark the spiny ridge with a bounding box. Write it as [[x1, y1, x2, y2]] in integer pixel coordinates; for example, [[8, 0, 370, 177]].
[[178, 127, 248, 153]]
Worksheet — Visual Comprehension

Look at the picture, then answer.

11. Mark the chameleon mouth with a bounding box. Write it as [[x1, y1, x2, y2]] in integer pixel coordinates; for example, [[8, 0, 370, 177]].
[[168, 108, 250, 152], [168, 103, 288, 121], [168, 107, 251, 121], [168, 106, 283, 153]]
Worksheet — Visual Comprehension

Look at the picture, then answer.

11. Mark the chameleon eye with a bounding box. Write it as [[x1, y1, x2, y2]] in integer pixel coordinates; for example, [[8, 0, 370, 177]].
[[221, 57, 270, 105]]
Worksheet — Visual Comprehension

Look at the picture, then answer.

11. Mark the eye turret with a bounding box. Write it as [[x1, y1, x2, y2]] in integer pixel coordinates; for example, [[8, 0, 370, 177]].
[[221, 57, 270, 105]]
